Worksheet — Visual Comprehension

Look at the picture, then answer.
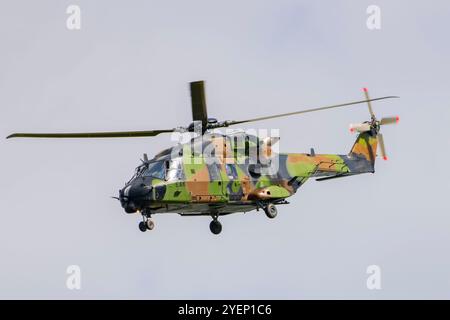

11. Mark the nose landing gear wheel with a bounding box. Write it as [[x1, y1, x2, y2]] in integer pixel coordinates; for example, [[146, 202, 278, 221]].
[[138, 218, 155, 232], [209, 220, 222, 235], [138, 221, 147, 232], [264, 203, 278, 219]]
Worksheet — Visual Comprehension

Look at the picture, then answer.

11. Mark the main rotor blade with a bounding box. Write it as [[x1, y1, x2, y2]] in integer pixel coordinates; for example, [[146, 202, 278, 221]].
[[226, 96, 399, 127], [6, 129, 174, 139], [190, 81, 208, 129]]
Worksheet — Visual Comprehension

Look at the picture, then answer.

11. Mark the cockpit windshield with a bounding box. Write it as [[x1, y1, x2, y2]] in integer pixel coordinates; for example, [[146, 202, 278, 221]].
[[126, 164, 145, 184], [142, 161, 165, 180], [127, 158, 184, 183]]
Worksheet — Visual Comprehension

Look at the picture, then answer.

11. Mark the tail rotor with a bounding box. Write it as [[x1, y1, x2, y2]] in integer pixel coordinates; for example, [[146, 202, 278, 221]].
[[349, 88, 399, 161]]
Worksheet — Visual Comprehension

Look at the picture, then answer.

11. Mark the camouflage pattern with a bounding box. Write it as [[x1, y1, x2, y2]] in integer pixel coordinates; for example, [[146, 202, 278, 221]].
[[5, 78, 396, 232], [119, 130, 379, 216]]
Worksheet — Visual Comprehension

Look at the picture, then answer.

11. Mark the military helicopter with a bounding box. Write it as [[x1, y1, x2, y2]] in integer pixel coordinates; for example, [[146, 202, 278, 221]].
[[7, 81, 399, 234]]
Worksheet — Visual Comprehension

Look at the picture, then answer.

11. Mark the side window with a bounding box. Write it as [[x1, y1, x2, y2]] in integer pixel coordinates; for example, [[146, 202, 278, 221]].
[[207, 163, 221, 181], [225, 164, 238, 180], [166, 158, 185, 181]]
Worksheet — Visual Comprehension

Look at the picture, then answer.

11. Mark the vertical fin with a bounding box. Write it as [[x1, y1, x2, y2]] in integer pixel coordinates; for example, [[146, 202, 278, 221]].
[[349, 132, 378, 166]]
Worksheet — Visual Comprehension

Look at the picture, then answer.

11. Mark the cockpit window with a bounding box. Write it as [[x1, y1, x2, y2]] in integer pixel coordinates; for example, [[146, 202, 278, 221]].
[[142, 161, 165, 180]]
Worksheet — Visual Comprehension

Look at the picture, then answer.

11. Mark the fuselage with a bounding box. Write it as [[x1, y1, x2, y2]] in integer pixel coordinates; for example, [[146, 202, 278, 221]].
[[118, 132, 375, 216]]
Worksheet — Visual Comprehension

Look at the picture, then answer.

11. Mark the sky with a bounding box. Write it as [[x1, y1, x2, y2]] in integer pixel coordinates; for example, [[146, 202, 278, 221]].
[[0, 0, 449, 299]]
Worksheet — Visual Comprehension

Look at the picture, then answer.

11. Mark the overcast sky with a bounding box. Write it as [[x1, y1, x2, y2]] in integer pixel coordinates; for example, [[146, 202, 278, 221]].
[[1, 0, 449, 299]]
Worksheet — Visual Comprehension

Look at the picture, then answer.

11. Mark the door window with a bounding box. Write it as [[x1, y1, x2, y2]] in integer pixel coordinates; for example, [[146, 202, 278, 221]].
[[166, 158, 185, 181], [225, 164, 238, 180]]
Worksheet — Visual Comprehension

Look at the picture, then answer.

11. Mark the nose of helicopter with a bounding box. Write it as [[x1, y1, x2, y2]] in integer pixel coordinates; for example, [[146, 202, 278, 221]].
[[119, 181, 152, 213]]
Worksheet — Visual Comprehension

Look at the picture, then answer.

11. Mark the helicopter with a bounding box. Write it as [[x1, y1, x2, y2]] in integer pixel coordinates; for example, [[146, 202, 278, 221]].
[[7, 81, 399, 234]]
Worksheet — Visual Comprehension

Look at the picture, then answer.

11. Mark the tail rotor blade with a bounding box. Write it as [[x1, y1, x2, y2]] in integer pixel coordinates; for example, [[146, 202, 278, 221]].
[[377, 133, 387, 160], [349, 123, 371, 133], [380, 116, 399, 126], [363, 88, 375, 118]]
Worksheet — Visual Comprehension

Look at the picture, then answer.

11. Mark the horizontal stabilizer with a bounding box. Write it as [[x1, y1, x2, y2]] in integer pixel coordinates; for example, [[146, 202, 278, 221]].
[[316, 174, 352, 182]]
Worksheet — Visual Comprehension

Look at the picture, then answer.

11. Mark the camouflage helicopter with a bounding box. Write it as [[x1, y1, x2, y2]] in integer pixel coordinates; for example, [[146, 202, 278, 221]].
[[7, 81, 399, 234]]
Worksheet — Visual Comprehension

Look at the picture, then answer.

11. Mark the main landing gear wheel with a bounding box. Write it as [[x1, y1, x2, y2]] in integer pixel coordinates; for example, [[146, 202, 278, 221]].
[[264, 203, 278, 219], [209, 219, 222, 235]]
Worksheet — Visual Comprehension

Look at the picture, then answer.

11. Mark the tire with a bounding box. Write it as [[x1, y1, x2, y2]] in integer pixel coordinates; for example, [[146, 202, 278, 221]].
[[138, 221, 147, 232], [209, 220, 222, 235], [146, 220, 155, 230], [264, 203, 278, 219]]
